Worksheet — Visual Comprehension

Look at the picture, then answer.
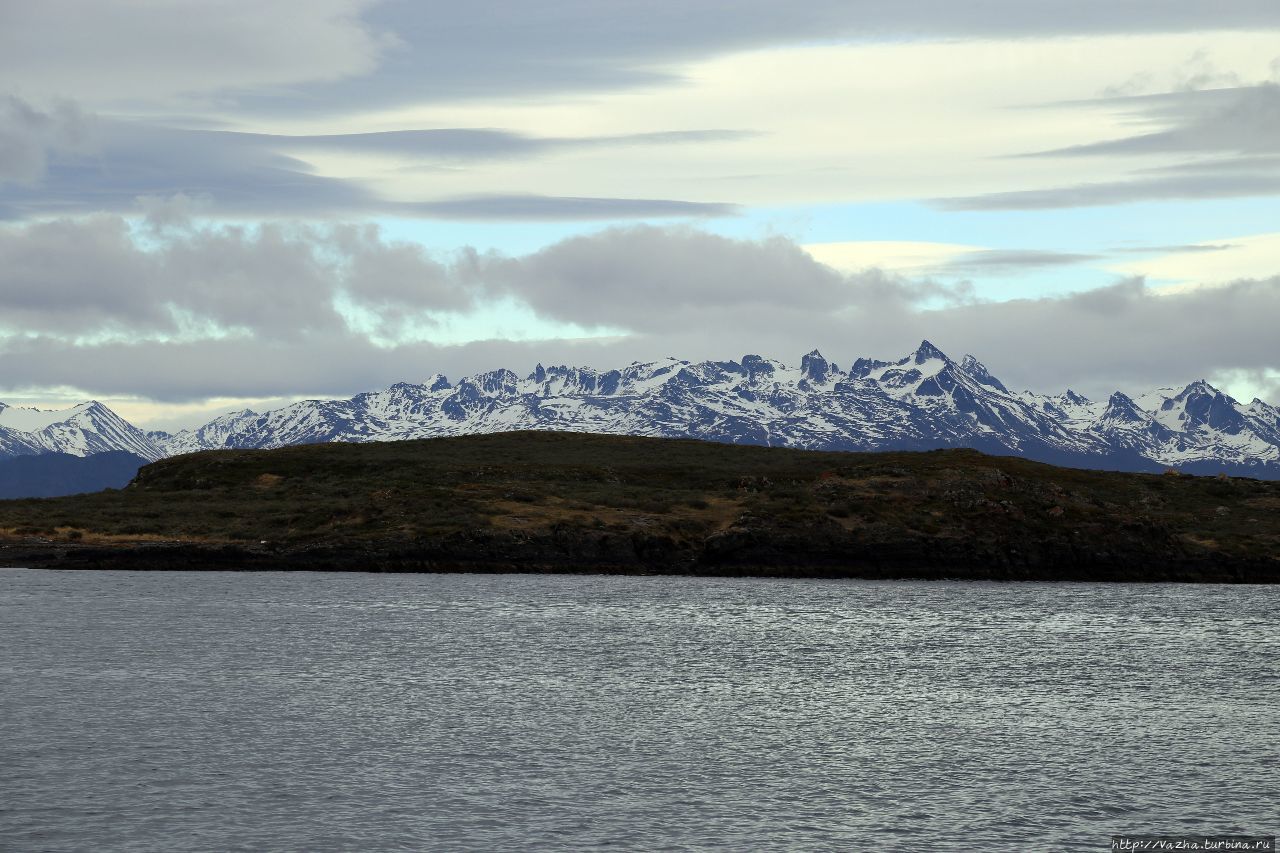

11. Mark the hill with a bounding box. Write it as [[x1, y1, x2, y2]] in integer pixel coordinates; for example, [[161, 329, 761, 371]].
[[1, 431, 1277, 581]]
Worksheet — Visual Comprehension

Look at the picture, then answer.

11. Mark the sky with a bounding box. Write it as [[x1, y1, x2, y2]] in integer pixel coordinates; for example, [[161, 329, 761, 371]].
[[3, 1, 1280, 429]]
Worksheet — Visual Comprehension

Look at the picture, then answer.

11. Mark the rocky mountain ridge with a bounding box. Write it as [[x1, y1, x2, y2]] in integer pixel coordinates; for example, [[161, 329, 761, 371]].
[[4, 342, 1279, 478]]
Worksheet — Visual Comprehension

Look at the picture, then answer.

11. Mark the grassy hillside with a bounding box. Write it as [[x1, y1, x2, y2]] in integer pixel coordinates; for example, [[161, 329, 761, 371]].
[[1, 431, 1277, 580]]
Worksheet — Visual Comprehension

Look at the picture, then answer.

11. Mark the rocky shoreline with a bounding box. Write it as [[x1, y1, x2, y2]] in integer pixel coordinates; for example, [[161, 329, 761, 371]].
[[7, 522, 1276, 583]]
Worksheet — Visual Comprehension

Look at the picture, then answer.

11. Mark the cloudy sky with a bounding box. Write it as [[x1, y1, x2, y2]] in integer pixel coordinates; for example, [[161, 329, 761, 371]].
[[3, 1, 1280, 428]]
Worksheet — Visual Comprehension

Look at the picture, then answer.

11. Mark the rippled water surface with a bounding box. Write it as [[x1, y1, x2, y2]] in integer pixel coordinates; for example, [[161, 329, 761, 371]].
[[1, 570, 1277, 851]]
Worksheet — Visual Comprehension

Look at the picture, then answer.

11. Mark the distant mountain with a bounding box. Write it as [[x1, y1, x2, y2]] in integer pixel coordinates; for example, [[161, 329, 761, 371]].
[[3, 342, 1279, 493], [150, 341, 1280, 477], [0, 401, 162, 461], [0, 451, 149, 499], [0, 402, 161, 497]]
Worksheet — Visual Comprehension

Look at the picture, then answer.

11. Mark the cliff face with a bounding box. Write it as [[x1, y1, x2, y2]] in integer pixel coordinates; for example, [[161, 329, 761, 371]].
[[2, 431, 1278, 582]]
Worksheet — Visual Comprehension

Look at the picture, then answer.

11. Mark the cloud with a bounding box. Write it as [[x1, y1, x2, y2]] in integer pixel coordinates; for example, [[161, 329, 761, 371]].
[[1111, 243, 1235, 254], [485, 226, 853, 328], [235, 2, 1280, 116], [814, 243, 1174, 280], [803, 241, 980, 276], [0, 119, 370, 221], [0, 216, 473, 342], [0, 97, 95, 185], [936, 168, 1280, 210], [1102, 49, 1253, 97], [237, 128, 758, 159], [1106, 231, 1280, 287], [939, 82, 1280, 210], [401, 195, 738, 221], [1, 222, 1278, 406], [914, 276, 1280, 397], [11, 34, 1280, 221], [935, 250, 1100, 274], [1, 0, 391, 106], [1032, 84, 1280, 159], [0, 116, 743, 220], [9, 1, 1278, 116]]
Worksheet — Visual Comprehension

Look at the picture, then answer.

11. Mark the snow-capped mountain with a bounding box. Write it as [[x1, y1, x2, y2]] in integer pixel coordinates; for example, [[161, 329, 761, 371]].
[[0, 401, 163, 461], [146, 341, 1280, 477], [4, 342, 1280, 478]]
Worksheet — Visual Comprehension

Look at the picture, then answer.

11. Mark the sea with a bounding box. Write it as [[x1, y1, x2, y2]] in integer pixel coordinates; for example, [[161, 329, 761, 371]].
[[1, 569, 1276, 852]]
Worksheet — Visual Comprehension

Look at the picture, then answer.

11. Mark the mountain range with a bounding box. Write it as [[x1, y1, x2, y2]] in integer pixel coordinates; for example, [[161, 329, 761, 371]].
[[3, 341, 1279, 496]]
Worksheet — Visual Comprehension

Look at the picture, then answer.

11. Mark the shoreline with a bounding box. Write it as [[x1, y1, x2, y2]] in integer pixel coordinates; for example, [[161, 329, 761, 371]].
[[5, 536, 1276, 584]]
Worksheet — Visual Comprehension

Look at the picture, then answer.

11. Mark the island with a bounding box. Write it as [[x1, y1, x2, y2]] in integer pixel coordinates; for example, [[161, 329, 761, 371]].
[[1, 431, 1276, 582]]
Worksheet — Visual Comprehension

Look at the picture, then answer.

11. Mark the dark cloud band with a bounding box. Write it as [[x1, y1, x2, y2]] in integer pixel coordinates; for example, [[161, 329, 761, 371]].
[[1, 220, 1277, 405]]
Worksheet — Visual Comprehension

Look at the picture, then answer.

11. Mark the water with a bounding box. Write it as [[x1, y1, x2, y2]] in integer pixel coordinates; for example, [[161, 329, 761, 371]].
[[1, 570, 1276, 852]]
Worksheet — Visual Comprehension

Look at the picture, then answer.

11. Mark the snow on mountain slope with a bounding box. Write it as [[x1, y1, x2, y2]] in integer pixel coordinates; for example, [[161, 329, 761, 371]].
[[144, 341, 1280, 475], [7, 343, 1280, 476], [0, 402, 96, 432], [1144, 382, 1280, 465], [0, 424, 43, 458], [1084, 392, 1175, 454], [1020, 389, 1104, 430], [0, 401, 163, 461]]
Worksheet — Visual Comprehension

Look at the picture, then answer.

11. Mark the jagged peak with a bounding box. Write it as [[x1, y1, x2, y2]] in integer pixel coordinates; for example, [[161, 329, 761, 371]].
[[705, 359, 747, 376], [459, 368, 519, 395], [1061, 389, 1089, 405], [908, 339, 950, 365], [800, 349, 832, 382], [741, 353, 775, 369], [1165, 379, 1243, 412], [1099, 391, 1149, 423], [1177, 379, 1218, 398], [620, 356, 685, 375], [427, 373, 451, 391], [528, 363, 547, 383], [848, 356, 891, 379], [956, 353, 1008, 393]]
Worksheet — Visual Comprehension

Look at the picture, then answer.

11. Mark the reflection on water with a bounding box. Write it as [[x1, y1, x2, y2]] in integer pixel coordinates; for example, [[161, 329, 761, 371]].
[[2, 570, 1277, 851]]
